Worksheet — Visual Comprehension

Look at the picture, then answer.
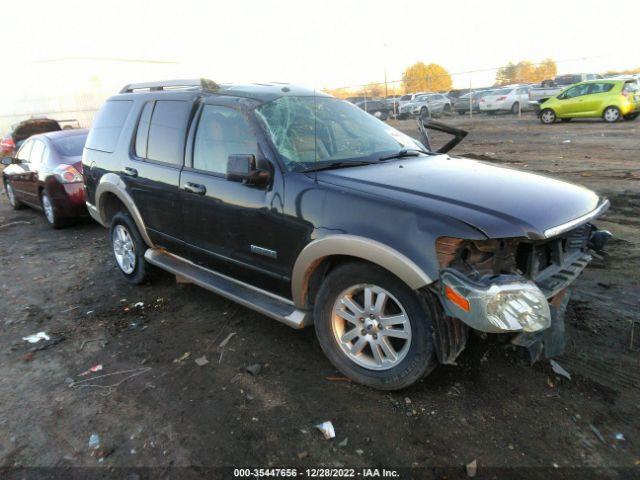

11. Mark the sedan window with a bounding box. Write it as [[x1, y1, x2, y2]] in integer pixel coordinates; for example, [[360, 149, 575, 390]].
[[16, 140, 33, 161]]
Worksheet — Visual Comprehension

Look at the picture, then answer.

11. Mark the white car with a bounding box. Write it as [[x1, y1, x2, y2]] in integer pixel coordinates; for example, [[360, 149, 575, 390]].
[[397, 92, 429, 110], [479, 85, 532, 114]]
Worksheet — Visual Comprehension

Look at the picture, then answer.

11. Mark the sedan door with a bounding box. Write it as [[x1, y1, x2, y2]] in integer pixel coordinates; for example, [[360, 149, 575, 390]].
[[4, 139, 34, 202], [179, 102, 290, 297]]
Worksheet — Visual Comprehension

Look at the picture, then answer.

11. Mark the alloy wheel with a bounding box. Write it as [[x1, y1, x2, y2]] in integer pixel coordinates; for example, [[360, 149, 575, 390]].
[[331, 284, 412, 371], [113, 224, 136, 274], [42, 193, 55, 224]]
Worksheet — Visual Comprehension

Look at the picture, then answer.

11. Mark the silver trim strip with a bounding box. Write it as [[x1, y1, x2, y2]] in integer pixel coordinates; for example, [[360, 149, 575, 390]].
[[543, 200, 610, 238], [85, 202, 104, 226]]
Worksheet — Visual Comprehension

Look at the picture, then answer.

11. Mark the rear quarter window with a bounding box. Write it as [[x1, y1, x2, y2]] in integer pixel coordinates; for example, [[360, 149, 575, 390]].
[[86, 100, 133, 153], [146, 100, 191, 165]]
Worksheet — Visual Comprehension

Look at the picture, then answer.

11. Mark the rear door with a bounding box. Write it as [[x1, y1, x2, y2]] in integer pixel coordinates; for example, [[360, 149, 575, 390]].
[[583, 82, 615, 115], [179, 100, 290, 296], [126, 98, 193, 254]]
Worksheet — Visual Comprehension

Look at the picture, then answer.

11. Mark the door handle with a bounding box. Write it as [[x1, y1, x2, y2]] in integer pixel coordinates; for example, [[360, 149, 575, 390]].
[[183, 182, 206, 195], [123, 167, 138, 177]]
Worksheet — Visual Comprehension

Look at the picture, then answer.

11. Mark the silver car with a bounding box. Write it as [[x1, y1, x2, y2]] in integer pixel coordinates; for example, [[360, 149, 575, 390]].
[[398, 93, 452, 119]]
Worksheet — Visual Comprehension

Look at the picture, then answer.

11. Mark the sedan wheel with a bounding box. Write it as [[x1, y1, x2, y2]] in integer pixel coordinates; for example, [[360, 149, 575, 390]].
[[603, 106, 621, 123], [331, 284, 411, 371], [42, 192, 55, 223], [113, 224, 137, 274], [6, 182, 22, 209]]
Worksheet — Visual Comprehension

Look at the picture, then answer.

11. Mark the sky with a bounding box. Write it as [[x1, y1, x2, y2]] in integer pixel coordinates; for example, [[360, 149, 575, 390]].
[[1, 0, 638, 117]]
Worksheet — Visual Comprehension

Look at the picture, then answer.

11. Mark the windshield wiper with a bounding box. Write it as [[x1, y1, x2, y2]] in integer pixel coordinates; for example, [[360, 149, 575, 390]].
[[302, 160, 376, 173], [378, 148, 430, 161]]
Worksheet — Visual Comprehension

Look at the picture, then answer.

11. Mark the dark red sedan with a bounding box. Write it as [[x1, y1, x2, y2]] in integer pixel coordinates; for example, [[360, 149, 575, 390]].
[[2, 129, 88, 228]]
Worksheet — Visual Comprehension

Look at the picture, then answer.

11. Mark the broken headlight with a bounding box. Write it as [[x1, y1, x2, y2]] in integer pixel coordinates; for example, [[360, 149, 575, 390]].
[[440, 269, 551, 333]]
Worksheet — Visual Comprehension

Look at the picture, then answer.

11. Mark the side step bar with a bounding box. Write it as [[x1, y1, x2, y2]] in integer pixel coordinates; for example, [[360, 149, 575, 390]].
[[144, 249, 313, 329]]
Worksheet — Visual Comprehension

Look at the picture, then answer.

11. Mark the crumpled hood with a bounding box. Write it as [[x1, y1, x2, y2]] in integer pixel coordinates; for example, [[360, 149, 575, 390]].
[[316, 155, 602, 239]]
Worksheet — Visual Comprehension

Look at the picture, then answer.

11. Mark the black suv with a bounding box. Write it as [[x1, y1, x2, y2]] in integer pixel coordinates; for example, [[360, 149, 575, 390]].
[[83, 79, 610, 390]]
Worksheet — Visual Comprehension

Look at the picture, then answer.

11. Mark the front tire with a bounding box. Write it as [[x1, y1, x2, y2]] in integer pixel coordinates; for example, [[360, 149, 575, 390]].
[[5, 182, 24, 210], [110, 211, 152, 285], [511, 102, 520, 114], [540, 108, 556, 124], [603, 106, 621, 123], [314, 261, 437, 390]]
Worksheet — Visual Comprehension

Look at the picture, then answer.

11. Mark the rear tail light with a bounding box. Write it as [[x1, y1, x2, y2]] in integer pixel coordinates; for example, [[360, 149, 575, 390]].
[[0, 137, 15, 151], [496, 96, 507, 101], [53, 164, 83, 183]]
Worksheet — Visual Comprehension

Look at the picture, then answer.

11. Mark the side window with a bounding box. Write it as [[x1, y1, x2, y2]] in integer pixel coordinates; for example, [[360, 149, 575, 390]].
[[193, 105, 259, 174], [589, 83, 614, 94], [135, 101, 154, 158], [563, 84, 590, 99], [86, 100, 133, 153], [30, 140, 45, 165], [146, 100, 191, 165], [16, 140, 33, 161]]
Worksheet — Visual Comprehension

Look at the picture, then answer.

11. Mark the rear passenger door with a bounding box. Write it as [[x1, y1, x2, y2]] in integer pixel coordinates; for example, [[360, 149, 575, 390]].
[[127, 99, 193, 253]]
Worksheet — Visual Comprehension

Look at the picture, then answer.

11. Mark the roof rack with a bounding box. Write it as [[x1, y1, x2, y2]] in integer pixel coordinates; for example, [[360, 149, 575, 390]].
[[119, 78, 219, 93]]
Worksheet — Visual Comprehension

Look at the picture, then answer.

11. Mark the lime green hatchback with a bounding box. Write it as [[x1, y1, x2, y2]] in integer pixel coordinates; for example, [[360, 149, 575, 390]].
[[539, 79, 640, 124]]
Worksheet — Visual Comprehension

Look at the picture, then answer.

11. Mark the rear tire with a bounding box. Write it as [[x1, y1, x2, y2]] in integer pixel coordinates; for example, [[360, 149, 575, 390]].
[[511, 102, 520, 114], [110, 211, 152, 285], [41, 190, 65, 229], [540, 108, 556, 124], [603, 106, 621, 123], [313, 261, 437, 390], [4, 181, 24, 210]]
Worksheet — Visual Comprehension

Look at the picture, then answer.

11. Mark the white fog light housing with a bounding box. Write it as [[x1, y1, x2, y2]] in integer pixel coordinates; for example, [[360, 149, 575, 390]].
[[440, 269, 551, 333]]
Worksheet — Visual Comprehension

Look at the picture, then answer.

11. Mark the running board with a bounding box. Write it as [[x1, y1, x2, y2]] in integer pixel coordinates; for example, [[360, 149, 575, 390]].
[[144, 249, 312, 329]]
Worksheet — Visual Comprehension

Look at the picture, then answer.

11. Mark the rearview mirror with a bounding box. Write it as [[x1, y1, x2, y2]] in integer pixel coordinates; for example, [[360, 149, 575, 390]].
[[1, 157, 20, 166], [226, 154, 270, 187]]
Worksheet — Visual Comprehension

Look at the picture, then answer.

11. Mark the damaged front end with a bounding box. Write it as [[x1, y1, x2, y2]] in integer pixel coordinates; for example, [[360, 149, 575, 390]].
[[433, 223, 611, 363]]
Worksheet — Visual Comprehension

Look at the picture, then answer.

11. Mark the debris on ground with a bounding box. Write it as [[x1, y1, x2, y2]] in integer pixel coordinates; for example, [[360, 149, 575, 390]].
[[315, 421, 335, 439], [466, 459, 478, 477], [134, 302, 144, 308], [325, 376, 350, 382], [219, 332, 236, 348], [355, 449, 364, 456], [615, 433, 626, 441], [550, 359, 571, 380], [22, 332, 50, 343], [590, 424, 607, 445], [338, 438, 348, 448], [70, 367, 152, 396], [195, 355, 209, 367], [297, 451, 308, 459], [88, 433, 100, 450], [173, 352, 191, 363], [79, 364, 104, 376], [245, 363, 263, 376], [0, 220, 33, 229]]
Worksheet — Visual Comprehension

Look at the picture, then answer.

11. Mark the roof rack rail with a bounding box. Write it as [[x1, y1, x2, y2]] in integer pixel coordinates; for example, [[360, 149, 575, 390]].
[[119, 78, 219, 94]]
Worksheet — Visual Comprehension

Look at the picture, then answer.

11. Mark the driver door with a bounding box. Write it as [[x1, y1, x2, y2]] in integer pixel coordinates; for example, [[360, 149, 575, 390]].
[[179, 101, 290, 296]]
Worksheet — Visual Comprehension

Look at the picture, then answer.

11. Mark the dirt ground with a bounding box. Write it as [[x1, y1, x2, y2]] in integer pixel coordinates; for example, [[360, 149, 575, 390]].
[[0, 113, 638, 479]]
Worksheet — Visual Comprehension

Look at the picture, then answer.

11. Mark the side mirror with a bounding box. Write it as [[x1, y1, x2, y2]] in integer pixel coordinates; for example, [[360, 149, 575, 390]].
[[1, 157, 20, 166], [226, 154, 270, 187]]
